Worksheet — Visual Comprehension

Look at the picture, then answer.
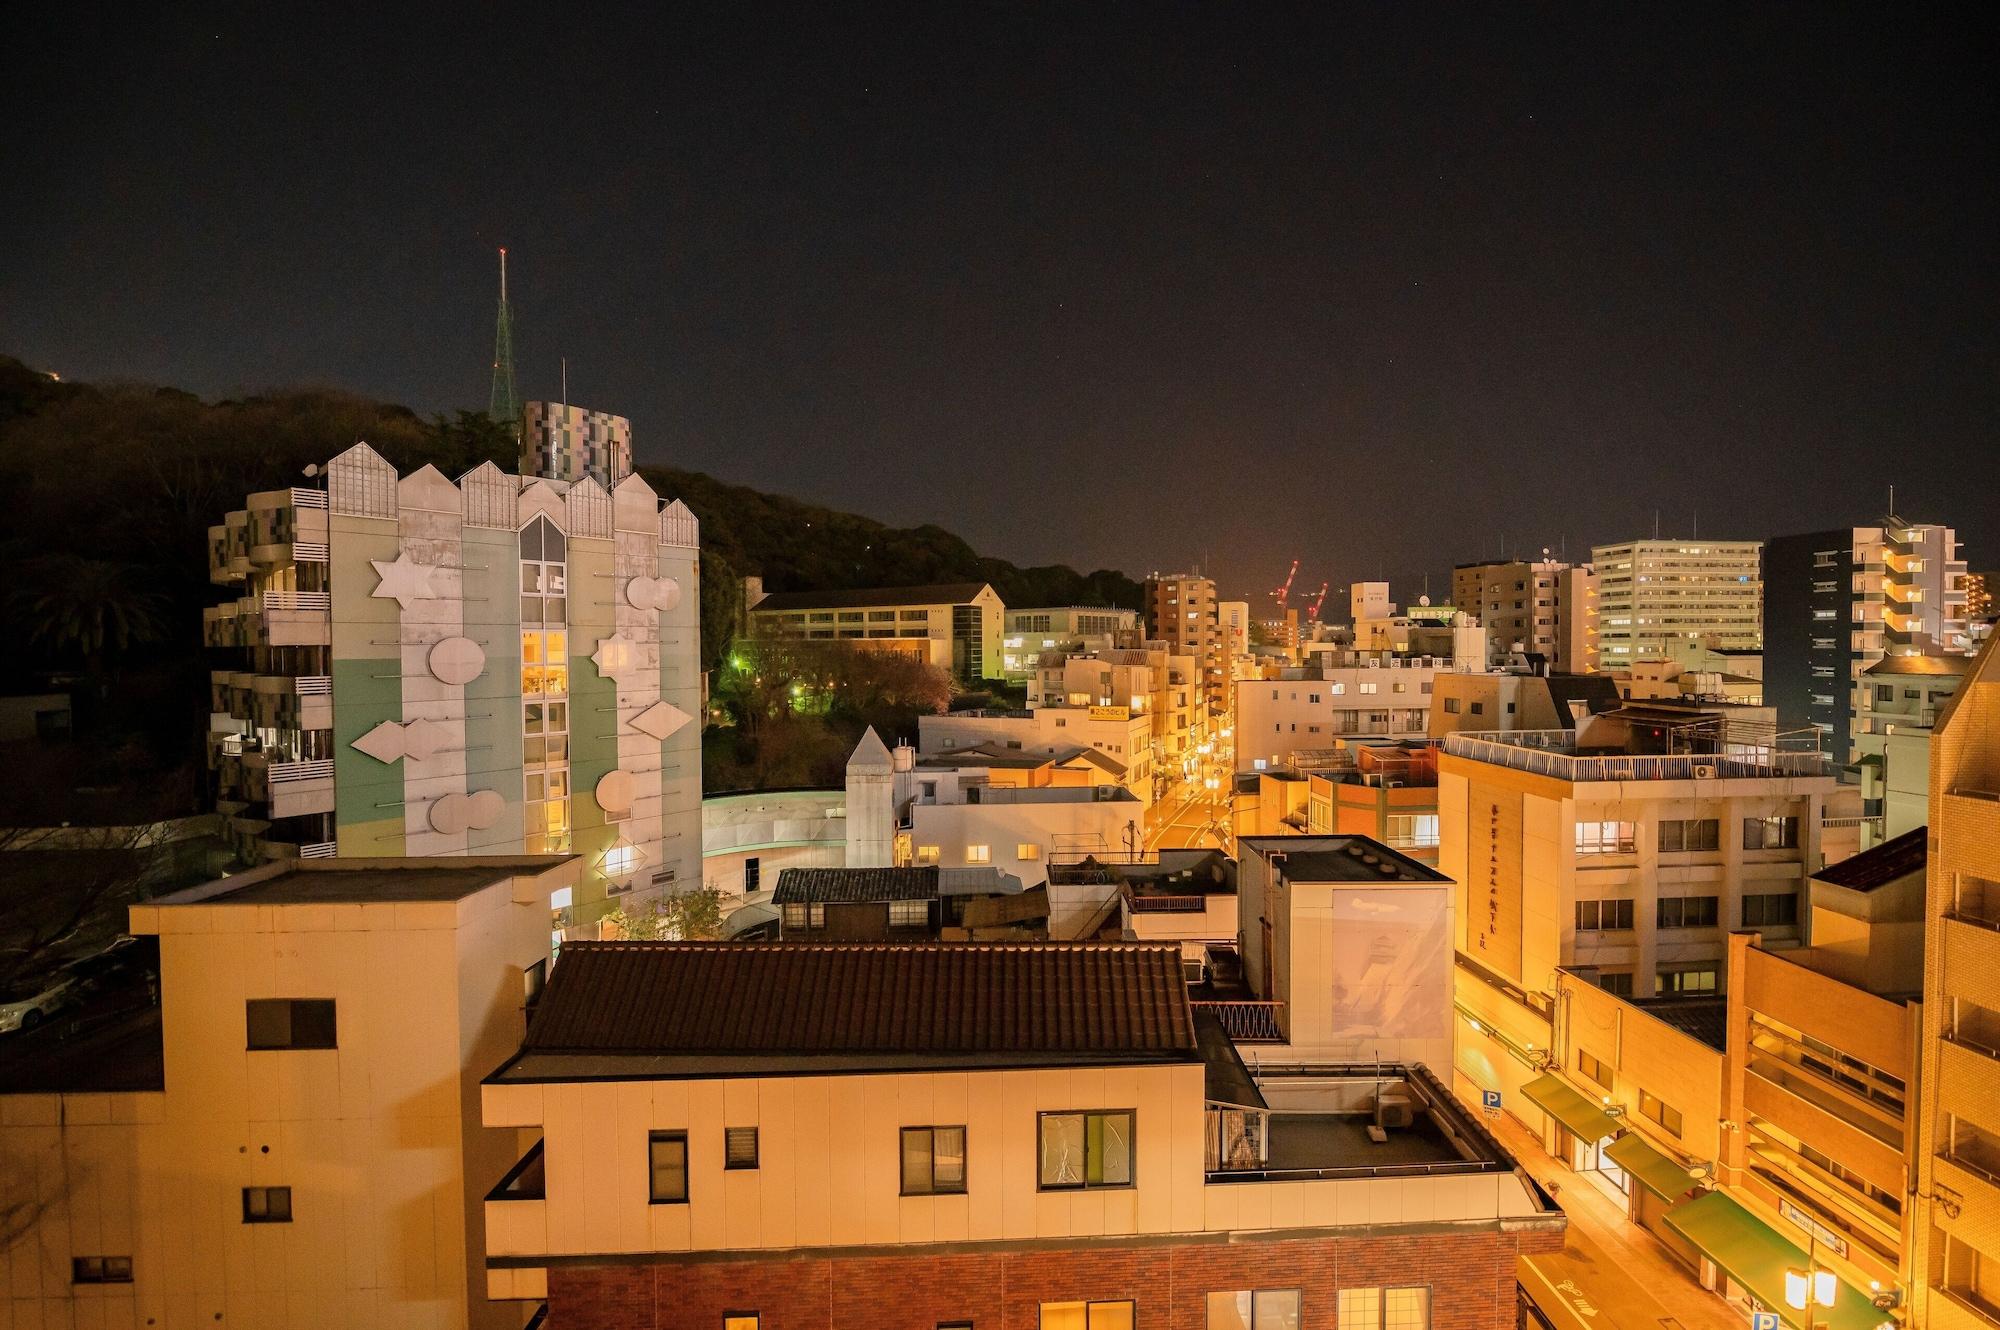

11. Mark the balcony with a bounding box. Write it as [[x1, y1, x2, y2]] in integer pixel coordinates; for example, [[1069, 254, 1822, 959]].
[[484, 1140, 548, 1259], [1443, 730, 1831, 782], [250, 675, 333, 732], [242, 754, 335, 819]]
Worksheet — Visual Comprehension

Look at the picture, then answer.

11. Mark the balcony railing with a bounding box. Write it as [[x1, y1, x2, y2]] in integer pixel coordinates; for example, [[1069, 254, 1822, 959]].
[[291, 486, 329, 510], [1443, 730, 1831, 781], [263, 590, 331, 612], [298, 841, 336, 859], [1128, 894, 1208, 913], [1191, 1000, 1285, 1042], [269, 759, 335, 784]]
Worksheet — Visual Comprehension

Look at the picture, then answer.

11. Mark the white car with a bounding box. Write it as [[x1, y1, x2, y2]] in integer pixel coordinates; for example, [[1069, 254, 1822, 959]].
[[0, 974, 77, 1035]]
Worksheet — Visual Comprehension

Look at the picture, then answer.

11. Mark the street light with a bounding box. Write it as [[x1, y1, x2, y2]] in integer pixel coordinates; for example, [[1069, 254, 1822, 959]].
[[1784, 1231, 1837, 1330]]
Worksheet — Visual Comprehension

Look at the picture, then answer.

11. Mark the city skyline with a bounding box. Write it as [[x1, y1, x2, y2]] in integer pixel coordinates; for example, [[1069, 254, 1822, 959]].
[[5, 5, 1995, 597]]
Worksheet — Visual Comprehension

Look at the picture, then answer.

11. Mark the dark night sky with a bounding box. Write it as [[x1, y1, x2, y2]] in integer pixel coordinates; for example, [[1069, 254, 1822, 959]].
[[6, 5, 1996, 602]]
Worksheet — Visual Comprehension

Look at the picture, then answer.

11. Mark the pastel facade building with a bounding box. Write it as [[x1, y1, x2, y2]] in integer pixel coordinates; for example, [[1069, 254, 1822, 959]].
[[1002, 607, 1140, 677], [1144, 572, 1227, 717], [0, 856, 571, 1330], [1451, 559, 1597, 673], [520, 401, 632, 488], [478, 941, 1564, 1329], [1592, 539, 1762, 668], [1853, 654, 1969, 847], [1235, 660, 1449, 772], [919, 708, 1156, 806], [204, 441, 702, 930]]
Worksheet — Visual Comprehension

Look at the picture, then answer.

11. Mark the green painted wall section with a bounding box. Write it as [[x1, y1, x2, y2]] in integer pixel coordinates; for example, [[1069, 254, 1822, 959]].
[[460, 526, 524, 849], [329, 514, 405, 855], [566, 537, 618, 918]]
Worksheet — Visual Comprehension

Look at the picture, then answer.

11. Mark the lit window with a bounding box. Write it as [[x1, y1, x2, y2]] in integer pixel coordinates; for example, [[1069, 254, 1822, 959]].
[[1017, 843, 1043, 860], [1207, 1290, 1301, 1329], [966, 845, 991, 864], [915, 845, 941, 865], [889, 899, 929, 928], [1040, 1301, 1134, 1330]]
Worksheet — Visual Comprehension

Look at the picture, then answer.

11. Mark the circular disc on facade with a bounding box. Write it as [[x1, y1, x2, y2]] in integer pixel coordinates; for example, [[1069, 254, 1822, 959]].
[[465, 789, 504, 829], [428, 636, 487, 686], [428, 793, 471, 834], [651, 576, 682, 611], [596, 769, 635, 813]]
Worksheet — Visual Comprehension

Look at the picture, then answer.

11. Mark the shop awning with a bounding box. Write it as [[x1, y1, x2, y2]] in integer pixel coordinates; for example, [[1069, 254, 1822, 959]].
[[1662, 1191, 1882, 1330], [1521, 1072, 1619, 1142], [1605, 1132, 1700, 1200]]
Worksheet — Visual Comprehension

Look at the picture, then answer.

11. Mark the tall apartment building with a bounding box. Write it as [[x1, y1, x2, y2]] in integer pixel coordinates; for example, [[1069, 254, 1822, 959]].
[[1592, 539, 1761, 669], [745, 581, 1005, 681], [1218, 599, 1251, 660], [1028, 643, 1202, 778], [1235, 659, 1447, 771], [1144, 572, 1227, 717], [479, 941, 1564, 1329], [1912, 634, 2000, 1330], [0, 856, 571, 1329], [203, 418, 702, 930], [1765, 521, 1973, 763], [1451, 559, 1597, 673], [1441, 715, 1836, 1124]]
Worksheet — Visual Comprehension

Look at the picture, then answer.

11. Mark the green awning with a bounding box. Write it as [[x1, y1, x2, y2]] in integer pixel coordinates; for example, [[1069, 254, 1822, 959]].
[[1606, 1132, 1700, 1200], [1663, 1191, 1882, 1330], [1521, 1072, 1620, 1142]]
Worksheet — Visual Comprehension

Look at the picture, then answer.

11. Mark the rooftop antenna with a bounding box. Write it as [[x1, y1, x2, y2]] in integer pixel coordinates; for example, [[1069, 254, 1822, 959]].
[[1653, 509, 1661, 540], [1693, 506, 1699, 539], [561, 355, 568, 408], [488, 248, 520, 439]]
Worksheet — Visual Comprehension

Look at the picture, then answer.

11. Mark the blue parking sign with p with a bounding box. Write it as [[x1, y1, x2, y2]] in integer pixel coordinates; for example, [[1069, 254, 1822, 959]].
[[1751, 1312, 1781, 1330], [1481, 1089, 1501, 1110]]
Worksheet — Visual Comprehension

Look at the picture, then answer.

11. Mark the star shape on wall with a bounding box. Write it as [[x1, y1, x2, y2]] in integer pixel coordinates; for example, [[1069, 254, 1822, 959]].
[[369, 553, 436, 610], [592, 633, 639, 679]]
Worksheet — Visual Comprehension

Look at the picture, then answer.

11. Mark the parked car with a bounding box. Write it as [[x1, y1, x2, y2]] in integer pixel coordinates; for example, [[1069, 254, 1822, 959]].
[[0, 972, 78, 1035]]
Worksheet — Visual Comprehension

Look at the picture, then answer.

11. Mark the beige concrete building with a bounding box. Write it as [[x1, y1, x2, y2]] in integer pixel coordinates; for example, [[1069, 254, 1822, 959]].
[[1028, 642, 1204, 781], [479, 941, 1562, 1327], [1001, 606, 1139, 678], [744, 580, 1005, 681], [1593, 539, 1762, 668], [1912, 634, 2000, 1330], [1452, 559, 1598, 673], [1854, 654, 1970, 848], [0, 856, 571, 1330], [918, 706, 1156, 805], [1237, 659, 1453, 772], [700, 788, 846, 899]]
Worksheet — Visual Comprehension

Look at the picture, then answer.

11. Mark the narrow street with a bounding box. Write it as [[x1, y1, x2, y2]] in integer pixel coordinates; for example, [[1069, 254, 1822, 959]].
[[1480, 1107, 1743, 1330], [1145, 783, 1233, 853]]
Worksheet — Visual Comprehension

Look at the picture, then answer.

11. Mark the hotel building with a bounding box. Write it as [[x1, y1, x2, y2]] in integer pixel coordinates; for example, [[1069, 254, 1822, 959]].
[[203, 415, 703, 930]]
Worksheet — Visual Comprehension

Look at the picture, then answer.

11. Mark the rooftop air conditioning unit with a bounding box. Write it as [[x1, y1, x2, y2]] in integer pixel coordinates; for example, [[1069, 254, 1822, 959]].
[[1692, 764, 1719, 779]]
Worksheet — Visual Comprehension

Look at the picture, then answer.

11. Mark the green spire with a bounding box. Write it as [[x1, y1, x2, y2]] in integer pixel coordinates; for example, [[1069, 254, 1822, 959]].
[[488, 247, 520, 434]]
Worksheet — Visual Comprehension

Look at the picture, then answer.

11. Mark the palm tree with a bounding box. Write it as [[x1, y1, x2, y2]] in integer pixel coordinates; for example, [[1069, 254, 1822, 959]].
[[10, 555, 169, 676]]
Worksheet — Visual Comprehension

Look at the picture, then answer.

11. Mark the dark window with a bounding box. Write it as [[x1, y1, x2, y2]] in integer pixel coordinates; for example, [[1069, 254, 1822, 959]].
[[1205, 1289, 1303, 1328], [522, 959, 547, 1012], [1744, 816, 1801, 850], [1658, 818, 1720, 853], [1038, 1111, 1133, 1189], [245, 999, 336, 1050], [1469, 701, 1484, 715], [71, 1255, 133, 1284], [1575, 899, 1635, 932], [1656, 896, 1720, 929], [649, 1132, 689, 1203], [242, 1186, 293, 1223], [725, 1127, 760, 1170], [1742, 893, 1800, 927], [744, 857, 761, 892], [1443, 698, 1461, 714], [1599, 972, 1635, 997], [1577, 1050, 1611, 1086], [901, 1125, 967, 1195], [1639, 1090, 1684, 1137]]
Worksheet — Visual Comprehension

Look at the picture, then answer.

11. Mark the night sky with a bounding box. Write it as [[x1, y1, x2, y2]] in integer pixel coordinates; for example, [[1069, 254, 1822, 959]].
[[6, 5, 1995, 603]]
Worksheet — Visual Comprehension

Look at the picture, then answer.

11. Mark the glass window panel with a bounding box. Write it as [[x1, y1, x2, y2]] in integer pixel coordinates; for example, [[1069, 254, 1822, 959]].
[[1255, 1291, 1302, 1330], [520, 596, 541, 623], [934, 1126, 966, 1189], [548, 631, 567, 658], [1206, 1292, 1253, 1330], [1099, 1112, 1132, 1185], [525, 737, 545, 763], [1040, 1114, 1084, 1186], [1088, 1304, 1134, 1330], [649, 1134, 687, 1202], [1339, 1288, 1381, 1330], [901, 1127, 933, 1194], [1040, 1304, 1088, 1330], [1384, 1287, 1430, 1330], [521, 632, 543, 664]]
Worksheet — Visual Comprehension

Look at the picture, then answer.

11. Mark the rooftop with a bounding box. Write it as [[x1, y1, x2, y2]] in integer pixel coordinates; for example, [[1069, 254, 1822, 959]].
[[1813, 825, 1926, 893], [1442, 729, 1832, 782], [751, 582, 993, 612], [1238, 835, 1450, 885], [1863, 654, 1972, 677], [148, 856, 570, 907], [494, 941, 1198, 1082], [772, 866, 939, 905], [1631, 996, 1728, 1051]]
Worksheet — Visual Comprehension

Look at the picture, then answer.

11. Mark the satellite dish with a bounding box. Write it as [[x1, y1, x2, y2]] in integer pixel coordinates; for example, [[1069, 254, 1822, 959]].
[[302, 463, 321, 478], [1419, 594, 1431, 607]]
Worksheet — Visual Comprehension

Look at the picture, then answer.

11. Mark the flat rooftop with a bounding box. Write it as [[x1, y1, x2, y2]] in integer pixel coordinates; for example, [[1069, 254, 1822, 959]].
[[1238, 835, 1449, 885], [1442, 729, 1831, 781], [152, 856, 570, 907]]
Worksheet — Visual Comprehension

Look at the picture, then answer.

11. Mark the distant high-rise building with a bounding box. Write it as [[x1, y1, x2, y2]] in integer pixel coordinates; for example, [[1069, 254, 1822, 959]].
[[1451, 558, 1597, 672], [1764, 519, 1971, 761], [203, 434, 702, 934], [1965, 568, 1996, 621], [521, 400, 632, 489], [1144, 571, 1225, 716], [1591, 539, 1761, 667]]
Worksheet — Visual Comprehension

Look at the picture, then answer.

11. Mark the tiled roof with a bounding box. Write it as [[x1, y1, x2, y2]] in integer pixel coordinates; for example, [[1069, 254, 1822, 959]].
[[517, 942, 1197, 1067], [750, 582, 994, 611], [1632, 996, 1727, 1052], [773, 867, 939, 904], [1814, 826, 1927, 892]]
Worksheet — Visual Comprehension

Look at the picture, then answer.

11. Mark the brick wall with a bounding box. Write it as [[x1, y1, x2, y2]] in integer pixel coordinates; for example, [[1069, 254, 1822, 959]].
[[544, 1225, 1565, 1329]]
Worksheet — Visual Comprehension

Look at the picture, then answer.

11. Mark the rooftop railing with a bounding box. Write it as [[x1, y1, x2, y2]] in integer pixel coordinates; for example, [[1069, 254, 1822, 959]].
[[1442, 730, 1832, 781]]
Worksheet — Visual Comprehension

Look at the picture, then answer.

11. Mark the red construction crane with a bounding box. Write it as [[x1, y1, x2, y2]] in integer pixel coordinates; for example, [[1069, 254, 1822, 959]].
[[1269, 559, 1300, 610], [1305, 582, 1330, 621]]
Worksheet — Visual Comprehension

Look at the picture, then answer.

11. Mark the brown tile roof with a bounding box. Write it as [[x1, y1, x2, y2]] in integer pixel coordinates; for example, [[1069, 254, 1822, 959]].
[[1814, 826, 1927, 892], [772, 867, 939, 904], [515, 942, 1196, 1071]]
